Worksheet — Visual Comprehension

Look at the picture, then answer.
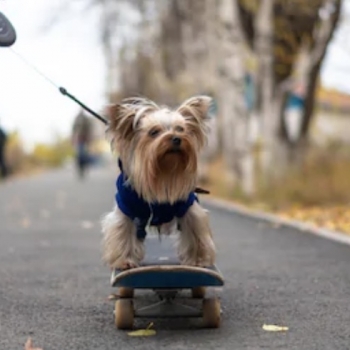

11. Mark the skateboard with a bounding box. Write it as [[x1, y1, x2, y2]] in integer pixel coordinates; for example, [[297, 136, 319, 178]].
[[110, 235, 224, 330]]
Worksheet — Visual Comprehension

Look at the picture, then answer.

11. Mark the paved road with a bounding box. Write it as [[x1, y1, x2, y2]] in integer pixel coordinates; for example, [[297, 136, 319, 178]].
[[1, 167, 350, 350]]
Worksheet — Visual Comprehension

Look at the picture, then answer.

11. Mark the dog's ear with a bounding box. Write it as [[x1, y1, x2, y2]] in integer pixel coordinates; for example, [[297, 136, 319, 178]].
[[176, 95, 212, 124], [105, 98, 159, 141], [177, 96, 212, 148], [105, 103, 136, 141]]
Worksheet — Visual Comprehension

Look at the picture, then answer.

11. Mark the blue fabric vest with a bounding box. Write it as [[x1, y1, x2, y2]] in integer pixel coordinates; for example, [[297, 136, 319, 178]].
[[115, 159, 198, 240]]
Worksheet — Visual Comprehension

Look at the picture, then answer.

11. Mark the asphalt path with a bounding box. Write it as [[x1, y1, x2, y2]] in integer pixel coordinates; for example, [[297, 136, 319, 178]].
[[0, 166, 350, 350]]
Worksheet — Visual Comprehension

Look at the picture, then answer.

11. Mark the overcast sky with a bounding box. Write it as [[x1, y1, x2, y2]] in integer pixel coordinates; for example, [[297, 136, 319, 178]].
[[0, 0, 349, 150], [0, 0, 106, 150]]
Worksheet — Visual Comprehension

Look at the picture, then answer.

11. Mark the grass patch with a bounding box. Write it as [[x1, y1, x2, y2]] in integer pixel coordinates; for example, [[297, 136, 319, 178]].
[[201, 145, 350, 234]]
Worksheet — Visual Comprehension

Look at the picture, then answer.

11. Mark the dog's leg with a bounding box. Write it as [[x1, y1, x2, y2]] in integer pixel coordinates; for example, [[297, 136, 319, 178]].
[[177, 201, 216, 267], [101, 207, 144, 269]]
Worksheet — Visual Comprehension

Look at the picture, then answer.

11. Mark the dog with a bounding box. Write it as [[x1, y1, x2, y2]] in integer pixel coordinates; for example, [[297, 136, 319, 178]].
[[101, 95, 216, 270]]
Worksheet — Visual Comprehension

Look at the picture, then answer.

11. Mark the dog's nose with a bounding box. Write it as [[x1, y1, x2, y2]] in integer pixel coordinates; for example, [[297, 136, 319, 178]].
[[172, 137, 181, 146]]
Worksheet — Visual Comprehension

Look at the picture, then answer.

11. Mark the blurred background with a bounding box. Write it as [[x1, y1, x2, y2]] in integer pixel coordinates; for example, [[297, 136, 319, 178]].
[[1, 0, 350, 232]]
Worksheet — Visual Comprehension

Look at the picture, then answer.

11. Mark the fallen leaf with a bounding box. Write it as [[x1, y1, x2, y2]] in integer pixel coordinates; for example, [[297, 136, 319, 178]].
[[128, 322, 156, 337], [275, 204, 350, 236], [25, 337, 43, 350], [128, 329, 156, 337], [262, 324, 289, 332]]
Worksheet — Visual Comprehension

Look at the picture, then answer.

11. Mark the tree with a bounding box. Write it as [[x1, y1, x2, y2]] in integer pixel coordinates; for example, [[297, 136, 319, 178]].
[[237, 0, 342, 182], [217, 0, 255, 194]]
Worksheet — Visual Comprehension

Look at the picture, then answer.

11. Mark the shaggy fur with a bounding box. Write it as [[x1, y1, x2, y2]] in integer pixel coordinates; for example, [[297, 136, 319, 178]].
[[101, 96, 216, 269]]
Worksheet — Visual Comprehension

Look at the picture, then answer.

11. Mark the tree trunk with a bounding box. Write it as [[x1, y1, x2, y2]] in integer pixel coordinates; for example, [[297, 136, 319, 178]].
[[287, 0, 342, 165], [218, 0, 255, 196], [254, 0, 285, 182], [301, 0, 342, 138]]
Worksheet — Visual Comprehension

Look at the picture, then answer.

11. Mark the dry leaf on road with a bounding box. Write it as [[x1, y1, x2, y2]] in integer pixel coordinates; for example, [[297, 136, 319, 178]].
[[128, 329, 156, 337], [25, 338, 43, 350], [262, 324, 289, 332], [128, 323, 156, 337]]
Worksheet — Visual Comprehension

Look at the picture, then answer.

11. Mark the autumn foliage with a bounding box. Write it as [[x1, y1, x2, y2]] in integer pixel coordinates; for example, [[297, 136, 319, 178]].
[[3, 131, 73, 177], [204, 141, 350, 234]]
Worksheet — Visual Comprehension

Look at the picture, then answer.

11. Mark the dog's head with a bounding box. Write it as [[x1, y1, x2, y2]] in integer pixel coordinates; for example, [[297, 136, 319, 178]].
[[105, 96, 212, 203]]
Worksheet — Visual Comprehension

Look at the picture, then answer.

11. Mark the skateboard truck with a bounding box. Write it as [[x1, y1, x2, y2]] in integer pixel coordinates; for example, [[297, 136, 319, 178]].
[[134, 290, 202, 319]]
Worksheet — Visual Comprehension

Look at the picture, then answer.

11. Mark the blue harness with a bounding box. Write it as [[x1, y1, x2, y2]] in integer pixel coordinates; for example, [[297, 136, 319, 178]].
[[115, 159, 198, 240]]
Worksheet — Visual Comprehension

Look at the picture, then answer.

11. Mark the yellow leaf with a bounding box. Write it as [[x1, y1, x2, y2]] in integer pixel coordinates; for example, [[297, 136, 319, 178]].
[[128, 329, 156, 337], [25, 338, 43, 350], [128, 323, 156, 337], [262, 324, 289, 332]]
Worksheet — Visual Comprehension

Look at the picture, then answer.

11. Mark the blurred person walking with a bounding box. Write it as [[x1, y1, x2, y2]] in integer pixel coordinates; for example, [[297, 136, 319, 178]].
[[71, 109, 94, 179]]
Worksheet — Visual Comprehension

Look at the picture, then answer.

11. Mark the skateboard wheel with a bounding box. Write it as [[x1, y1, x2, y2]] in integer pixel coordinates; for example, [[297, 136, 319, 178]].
[[114, 299, 134, 330], [191, 287, 206, 298], [202, 298, 221, 328], [118, 287, 134, 298]]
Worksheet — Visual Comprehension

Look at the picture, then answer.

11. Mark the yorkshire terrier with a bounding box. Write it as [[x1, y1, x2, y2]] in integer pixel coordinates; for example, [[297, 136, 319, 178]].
[[101, 96, 216, 270]]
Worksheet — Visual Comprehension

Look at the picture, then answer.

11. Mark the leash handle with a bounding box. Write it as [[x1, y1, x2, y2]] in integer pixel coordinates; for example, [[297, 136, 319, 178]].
[[0, 12, 16, 47], [8, 47, 109, 126]]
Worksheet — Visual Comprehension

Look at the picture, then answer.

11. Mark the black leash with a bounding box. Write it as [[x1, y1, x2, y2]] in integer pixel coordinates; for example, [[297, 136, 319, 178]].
[[8, 47, 109, 125], [58, 87, 108, 125]]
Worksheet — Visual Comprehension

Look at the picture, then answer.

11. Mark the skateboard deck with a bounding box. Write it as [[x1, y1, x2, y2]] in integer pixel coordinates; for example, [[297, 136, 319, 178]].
[[110, 235, 224, 329], [111, 235, 224, 289]]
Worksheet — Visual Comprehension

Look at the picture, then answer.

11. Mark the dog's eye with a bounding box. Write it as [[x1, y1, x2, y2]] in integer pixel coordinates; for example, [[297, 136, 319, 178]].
[[175, 126, 184, 132], [149, 128, 161, 137]]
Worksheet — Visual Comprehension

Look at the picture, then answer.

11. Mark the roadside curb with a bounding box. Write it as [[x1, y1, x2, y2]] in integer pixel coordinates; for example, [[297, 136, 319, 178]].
[[201, 196, 350, 247]]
